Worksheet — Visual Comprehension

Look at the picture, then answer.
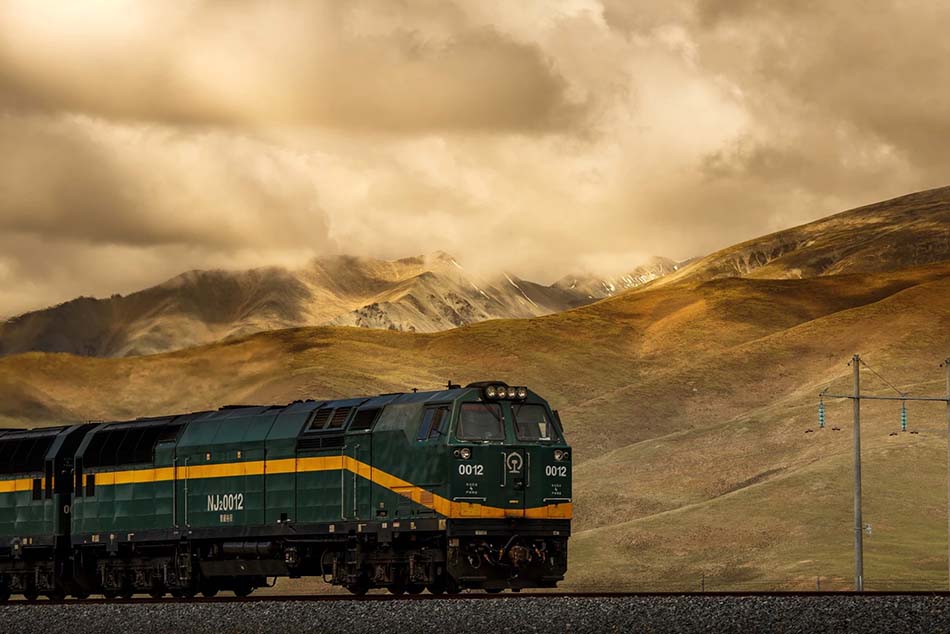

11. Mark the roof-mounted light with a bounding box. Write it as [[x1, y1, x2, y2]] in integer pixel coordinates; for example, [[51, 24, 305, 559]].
[[483, 385, 529, 400]]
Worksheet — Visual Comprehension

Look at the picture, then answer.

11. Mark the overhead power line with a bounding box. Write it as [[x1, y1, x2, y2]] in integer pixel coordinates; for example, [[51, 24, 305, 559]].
[[858, 358, 905, 397]]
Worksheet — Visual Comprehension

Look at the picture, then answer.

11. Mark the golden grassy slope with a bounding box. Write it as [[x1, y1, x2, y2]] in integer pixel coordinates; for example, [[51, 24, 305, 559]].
[[2, 262, 950, 589], [658, 185, 950, 285]]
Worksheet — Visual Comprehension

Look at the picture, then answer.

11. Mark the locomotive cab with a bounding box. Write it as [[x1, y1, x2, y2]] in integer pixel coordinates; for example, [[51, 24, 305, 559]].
[[447, 386, 571, 520], [441, 383, 572, 590]]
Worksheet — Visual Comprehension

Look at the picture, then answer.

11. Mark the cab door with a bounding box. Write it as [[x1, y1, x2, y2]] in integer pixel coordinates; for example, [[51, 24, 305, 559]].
[[450, 402, 523, 518], [511, 403, 572, 519], [499, 444, 527, 518], [411, 405, 451, 518]]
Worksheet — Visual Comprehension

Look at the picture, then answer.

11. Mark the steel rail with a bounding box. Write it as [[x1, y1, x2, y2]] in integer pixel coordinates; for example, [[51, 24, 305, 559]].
[[7, 591, 950, 605]]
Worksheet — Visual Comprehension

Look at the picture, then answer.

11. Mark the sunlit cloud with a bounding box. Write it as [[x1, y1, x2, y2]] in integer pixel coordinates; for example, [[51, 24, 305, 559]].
[[0, 0, 946, 315]]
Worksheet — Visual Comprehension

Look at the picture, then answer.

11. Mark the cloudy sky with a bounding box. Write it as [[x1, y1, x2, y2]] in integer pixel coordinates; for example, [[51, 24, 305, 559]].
[[1, 0, 948, 315]]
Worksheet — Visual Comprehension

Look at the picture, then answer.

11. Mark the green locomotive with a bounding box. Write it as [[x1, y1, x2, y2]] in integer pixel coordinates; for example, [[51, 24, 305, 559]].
[[0, 382, 571, 599]]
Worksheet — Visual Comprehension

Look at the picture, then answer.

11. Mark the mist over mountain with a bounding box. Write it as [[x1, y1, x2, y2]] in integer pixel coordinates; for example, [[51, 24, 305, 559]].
[[0, 251, 678, 358], [4, 186, 949, 362], [553, 257, 682, 299]]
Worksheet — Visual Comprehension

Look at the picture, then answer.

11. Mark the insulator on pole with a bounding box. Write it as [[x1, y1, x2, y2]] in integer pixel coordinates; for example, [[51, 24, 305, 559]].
[[901, 401, 908, 432], [819, 399, 826, 429]]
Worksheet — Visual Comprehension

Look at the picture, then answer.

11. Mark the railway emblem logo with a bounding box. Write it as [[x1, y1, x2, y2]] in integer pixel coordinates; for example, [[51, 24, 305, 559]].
[[506, 452, 524, 474]]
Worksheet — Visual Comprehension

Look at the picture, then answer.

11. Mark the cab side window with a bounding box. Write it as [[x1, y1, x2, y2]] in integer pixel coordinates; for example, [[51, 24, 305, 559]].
[[417, 406, 450, 441]]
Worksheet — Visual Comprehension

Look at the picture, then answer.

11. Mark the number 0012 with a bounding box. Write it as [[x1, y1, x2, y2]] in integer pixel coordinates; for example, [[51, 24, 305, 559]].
[[545, 465, 568, 477], [458, 464, 484, 476]]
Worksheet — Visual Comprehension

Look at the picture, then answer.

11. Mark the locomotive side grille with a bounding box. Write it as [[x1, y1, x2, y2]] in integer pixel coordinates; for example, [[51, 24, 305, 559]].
[[320, 435, 345, 449], [296, 437, 322, 451], [296, 434, 345, 452], [307, 408, 333, 431], [327, 407, 352, 429]]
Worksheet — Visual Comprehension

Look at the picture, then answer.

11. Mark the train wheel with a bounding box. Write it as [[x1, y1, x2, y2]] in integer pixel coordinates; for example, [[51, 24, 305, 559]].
[[22, 587, 39, 602], [102, 588, 118, 600], [180, 588, 198, 599], [72, 591, 90, 600], [149, 585, 165, 599], [46, 587, 67, 602], [200, 582, 219, 598], [119, 589, 135, 599], [346, 578, 369, 596], [443, 575, 460, 595], [426, 581, 444, 595], [485, 588, 503, 594], [387, 583, 405, 595], [232, 581, 254, 598], [406, 584, 424, 595]]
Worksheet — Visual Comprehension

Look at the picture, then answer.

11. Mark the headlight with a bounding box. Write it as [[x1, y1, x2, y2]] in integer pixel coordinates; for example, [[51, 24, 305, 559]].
[[485, 385, 498, 399], [516, 387, 528, 399], [506, 386, 517, 399], [459, 448, 472, 460]]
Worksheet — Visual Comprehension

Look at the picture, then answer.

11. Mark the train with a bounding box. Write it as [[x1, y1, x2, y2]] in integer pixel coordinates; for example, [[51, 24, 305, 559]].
[[0, 381, 572, 600]]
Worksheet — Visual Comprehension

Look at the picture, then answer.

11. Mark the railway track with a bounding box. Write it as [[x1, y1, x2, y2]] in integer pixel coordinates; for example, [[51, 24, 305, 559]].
[[6, 590, 950, 605]]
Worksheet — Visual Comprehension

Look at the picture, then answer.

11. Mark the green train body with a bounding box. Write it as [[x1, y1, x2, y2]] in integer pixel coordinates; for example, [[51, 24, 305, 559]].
[[0, 382, 571, 599]]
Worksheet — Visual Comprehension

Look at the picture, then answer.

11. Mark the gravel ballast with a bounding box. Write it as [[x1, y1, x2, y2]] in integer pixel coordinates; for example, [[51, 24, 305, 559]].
[[2, 596, 950, 634]]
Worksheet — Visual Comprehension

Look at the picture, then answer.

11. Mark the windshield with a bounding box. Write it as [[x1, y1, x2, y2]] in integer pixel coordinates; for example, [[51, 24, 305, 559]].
[[456, 403, 505, 441], [512, 403, 558, 442]]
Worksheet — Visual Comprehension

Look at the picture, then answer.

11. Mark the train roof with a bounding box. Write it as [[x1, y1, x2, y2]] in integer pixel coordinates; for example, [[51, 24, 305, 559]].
[[6, 384, 515, 434]]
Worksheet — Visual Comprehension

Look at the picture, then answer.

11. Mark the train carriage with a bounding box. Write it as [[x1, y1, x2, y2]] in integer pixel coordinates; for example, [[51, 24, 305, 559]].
[[0, 425, 92, 600], [0, 382, 572, 599]]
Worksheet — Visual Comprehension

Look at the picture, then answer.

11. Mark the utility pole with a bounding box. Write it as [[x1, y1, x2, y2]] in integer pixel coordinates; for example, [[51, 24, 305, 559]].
[[852, 354, 864, 592], [823, 356, 950, 593], [944, 358, 950, 592]]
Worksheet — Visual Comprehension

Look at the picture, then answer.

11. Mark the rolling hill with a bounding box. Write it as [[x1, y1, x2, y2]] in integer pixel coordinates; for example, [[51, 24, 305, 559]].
[[659, 185, 950, 284], [3, 186, 950, 590]]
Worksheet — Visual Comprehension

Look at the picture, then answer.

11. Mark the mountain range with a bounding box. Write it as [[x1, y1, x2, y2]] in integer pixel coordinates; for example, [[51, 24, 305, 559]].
[[0, 252, 678, 358], [2, 185, 950, 591]]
